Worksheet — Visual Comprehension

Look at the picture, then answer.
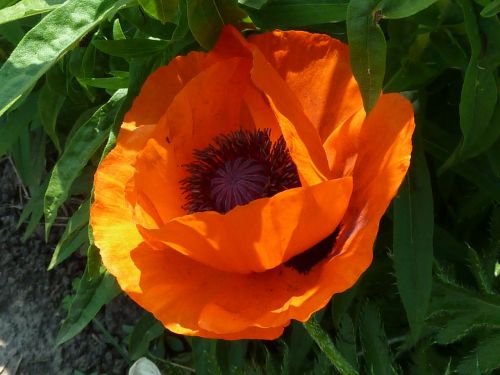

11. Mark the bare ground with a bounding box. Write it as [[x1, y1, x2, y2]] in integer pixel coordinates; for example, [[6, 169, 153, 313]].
[[0, 158, 141, 375]]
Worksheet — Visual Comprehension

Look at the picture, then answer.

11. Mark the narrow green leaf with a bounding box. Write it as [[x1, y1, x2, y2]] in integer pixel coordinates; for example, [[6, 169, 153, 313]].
[[44, 89, 127, 238], [0, 93, 37, 157], [129, 313, 164, 360], [335, 315, 359, 371], [347, 0, 386, 112], [481, 0, 500, 17], [0, 0, 132, 117], [457, 0, 499, 158], [303, 316, 359, 375], [393, 134, 434, 343], [246, 2, 347, 28], [38, 82, 64, 152], [56, 246, 121, 346], [78, 76, 129, 90], [191, 338, 222, 375], [238, 0, 266, 9], [139, 0, 179, 23], [187, 0, 224, 49], [379, 0, 438, 19], [48, 199, 90, 270], [93, 38, 169, 58], [288, 321, 314, 374], [0, 0, 64, 26], [359, 303, 396, 375]]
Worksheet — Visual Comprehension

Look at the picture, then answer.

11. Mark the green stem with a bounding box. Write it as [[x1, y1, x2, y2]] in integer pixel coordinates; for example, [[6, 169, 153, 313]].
[[303, 316, 359, 375]]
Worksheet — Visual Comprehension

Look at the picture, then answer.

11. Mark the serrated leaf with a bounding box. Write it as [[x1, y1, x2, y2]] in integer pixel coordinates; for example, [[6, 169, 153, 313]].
[[44, 89, 127, 238], [0, 0, 132, 117], [347, 0, 386, 112], [431, 281, 500, 344], [457, 333, 500, 373], [0, 0, 64, 26], [139, 0, 179, 23], [129, 313, 164, 360], [335, 315, 358, 371], [466, 245, 494, 294], [393, 134, 434, 343], [48, 199, 90, 270], [304, 316, 359, 375], [56, 246, 121, 346], [360, 303, 396, 375]]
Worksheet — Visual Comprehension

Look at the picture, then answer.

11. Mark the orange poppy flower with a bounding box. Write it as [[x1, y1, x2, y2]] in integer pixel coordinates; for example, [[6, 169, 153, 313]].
[[90, 26, 415, 340]]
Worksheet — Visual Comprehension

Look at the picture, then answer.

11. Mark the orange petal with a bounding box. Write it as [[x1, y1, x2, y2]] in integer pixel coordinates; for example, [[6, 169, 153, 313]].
[[140, 177, 353, 274], [249, 30, 364, 142], [124, 52, 208, 127], [152, 57, 252, 166], [128, 138, 186, 228], [248, 44, 330, 185], [207, 26, 331, 186]]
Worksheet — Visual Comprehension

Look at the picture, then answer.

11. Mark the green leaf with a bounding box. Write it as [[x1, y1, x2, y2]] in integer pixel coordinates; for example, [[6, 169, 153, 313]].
[[359, 303, 396, 375], [457, 0, 499, 159], [431, 280, 500, 344], [93, 38, 169, 59], [48, 199, 90, 270], [0, 93, 37, 157], [238, 0, 266, 9], [393, 134, 434, 342], [457, 333, 500, 373], [0, 0, 132, 117], [335, 315, 359, 371], [303, 316, 359, 375], [78, 76, 129, 90], [139, 0, 179, 23], [379, 0, 438, 19], [466, 245, 494, 294], [128, 313, 164, 360], [246, 2, 347, 29], [191, 338, 222, 375], [347, 0, 386, 112], [38, 82, 64, 152], [44, 89, 127, 238], [481, 0, 500, 17], [0, 0, 65, 26], [187, 0, 224, 49], [56, 246, 121, 346]]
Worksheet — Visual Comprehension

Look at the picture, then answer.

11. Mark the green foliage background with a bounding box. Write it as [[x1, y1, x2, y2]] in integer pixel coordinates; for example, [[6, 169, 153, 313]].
[[1, 0, 499, 373]]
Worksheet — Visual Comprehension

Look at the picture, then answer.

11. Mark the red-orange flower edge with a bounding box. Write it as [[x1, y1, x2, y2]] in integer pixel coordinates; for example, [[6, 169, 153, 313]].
[[90, 26, 415, 340]]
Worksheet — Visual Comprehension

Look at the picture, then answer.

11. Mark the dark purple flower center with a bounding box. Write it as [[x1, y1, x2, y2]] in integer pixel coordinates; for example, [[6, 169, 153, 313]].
[[181, 129, 301, 214], [210, 158, 269, 213]]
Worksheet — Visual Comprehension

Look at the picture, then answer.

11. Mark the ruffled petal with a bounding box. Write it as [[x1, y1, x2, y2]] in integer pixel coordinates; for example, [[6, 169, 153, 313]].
[[140, 177, 353, 273], [248, 30, 364, 143]]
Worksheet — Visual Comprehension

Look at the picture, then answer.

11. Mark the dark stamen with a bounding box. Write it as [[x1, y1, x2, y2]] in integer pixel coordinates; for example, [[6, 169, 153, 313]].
[[284, 227, 341, 274], [180, 129, 300, 214]]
